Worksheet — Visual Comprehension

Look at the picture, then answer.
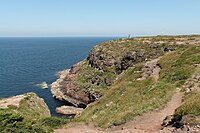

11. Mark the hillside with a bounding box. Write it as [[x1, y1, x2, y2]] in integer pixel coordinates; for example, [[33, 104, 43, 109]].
[[0, 93, 69, 133], [52, 35, 200, 132]]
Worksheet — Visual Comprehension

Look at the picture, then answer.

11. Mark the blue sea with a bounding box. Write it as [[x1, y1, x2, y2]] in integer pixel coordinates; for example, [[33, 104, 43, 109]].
[[0, 37, 119, 116]]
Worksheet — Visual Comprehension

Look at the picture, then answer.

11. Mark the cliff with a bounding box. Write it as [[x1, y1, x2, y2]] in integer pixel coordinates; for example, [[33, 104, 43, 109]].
[[51, 35, 200, 132], [51, 36, 180, 107]]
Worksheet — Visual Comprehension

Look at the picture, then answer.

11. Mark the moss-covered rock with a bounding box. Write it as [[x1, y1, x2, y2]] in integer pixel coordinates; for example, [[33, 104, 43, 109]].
[[0, 92, 51, 119], [0, 93, 70, 133]]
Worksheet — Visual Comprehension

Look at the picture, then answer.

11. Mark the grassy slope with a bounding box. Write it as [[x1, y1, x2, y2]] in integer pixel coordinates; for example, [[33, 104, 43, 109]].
[[0, 93, 69, 133], [76, 45, 200, 128]]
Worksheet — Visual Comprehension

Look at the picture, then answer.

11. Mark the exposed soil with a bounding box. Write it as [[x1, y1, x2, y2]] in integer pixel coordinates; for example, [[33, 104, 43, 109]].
[[138, 57, 162, 82], [55, 123, 104, 133], [0, 95, 25, 108]]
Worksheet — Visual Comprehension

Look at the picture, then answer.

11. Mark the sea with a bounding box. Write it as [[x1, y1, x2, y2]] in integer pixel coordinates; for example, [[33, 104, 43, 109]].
[[0, 37, 119, 116]]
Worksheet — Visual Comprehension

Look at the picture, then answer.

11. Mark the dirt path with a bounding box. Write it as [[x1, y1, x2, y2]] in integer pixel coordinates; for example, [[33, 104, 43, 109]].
[[55, 89, 183, 133], [138, 57, 162, 82], [108, 89, 183, 133], [55, 123, 104, 133]]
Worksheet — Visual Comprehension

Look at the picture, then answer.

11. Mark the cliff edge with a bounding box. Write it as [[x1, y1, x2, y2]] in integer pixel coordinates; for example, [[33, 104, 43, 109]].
[[52, 35, 200, 132]]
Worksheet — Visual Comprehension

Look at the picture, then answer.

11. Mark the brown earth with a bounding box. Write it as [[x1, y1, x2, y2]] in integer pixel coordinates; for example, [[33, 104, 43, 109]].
[[0, 95, 25, 108]]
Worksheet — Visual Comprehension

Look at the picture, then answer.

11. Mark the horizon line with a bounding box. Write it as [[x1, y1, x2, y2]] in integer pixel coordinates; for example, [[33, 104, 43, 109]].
[[0, 33, 199, 38]]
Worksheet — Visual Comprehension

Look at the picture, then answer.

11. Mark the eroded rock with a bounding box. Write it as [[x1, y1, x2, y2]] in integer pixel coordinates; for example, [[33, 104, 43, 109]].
[[56, 106, 83, 116], [51, 62, 91, 107]]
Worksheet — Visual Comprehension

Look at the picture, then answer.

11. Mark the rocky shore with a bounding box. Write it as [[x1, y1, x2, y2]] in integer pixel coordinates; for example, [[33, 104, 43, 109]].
[[51, 62, 91, 108]]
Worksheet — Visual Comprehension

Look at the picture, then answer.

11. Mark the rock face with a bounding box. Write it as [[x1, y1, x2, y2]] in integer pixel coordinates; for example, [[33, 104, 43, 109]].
[[56, 106, 83, 115], [51, 37, 180, 108], [115, 51, 144, 74], [51, 62, 91, 108], [0, 95, 25, 108], [137, 57, 162, 81], [51, 36, 200, 114], [0, 93, 51, 118]]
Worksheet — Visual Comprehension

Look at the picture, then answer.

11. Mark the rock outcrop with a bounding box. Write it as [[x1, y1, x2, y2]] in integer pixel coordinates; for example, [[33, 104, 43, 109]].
[[137, 57, 162, 81], [0, 93, 51, 118], [51, 37, 179, 108], [183, 64, 200, 93], [56, 106, 83, 116], [51, 62, 91, 108], [50, 35, 200, 110]]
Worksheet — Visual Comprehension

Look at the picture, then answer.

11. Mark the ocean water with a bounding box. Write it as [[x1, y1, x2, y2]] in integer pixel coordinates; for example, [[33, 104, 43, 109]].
[[0, 37, 119, 115]]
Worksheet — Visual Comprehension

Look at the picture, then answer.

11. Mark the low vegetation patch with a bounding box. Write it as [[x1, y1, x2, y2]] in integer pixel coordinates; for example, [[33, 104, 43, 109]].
[[0, 93, 70, 132], [0, 109, 69, 133], [174, 92, 200, 125]]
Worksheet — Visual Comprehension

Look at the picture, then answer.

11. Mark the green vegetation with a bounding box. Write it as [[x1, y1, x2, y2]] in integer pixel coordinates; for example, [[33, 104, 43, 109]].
[[159, 46, 200, 87], [175, 92, 200, 117], [75, 38, 175, 96], [172, 91, 200, 126], [2, 35, 200, 131], [0, 93, 69, 133], [76, 60, 113, 95], [76, 41, 200, 128], [76, 63, 175, 128], [17, 93, 50, 120], [0, 109, 69, 133]]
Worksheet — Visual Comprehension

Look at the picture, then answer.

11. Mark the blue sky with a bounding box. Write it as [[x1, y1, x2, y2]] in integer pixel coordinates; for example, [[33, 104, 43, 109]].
[[0, 0, 200, 37]]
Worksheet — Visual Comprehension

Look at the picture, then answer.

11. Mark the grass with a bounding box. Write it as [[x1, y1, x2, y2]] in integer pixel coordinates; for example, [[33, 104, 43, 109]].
[[173, 92, 200, 125], [175, 92, 200, 117], [0, 93, 70, 132], [159, 46, 200, 87], [76, 44, 200, 128], [76, 64, 175, 128], [17, 93, 51, 120], [0, 109, 70, 133]]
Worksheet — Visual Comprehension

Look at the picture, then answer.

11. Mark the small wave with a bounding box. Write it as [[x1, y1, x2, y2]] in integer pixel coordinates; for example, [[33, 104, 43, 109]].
[[36, 82, 48, 89]]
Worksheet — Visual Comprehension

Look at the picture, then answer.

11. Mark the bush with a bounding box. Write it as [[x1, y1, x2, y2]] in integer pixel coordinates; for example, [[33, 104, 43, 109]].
[[0, 111, 50, 133], [41, 117, 69, 128]]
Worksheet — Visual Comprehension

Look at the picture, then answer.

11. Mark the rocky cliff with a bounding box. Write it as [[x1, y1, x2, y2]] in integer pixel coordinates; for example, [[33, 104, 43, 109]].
[[51, 36, 187, 107], [51, 35, 200, 131]]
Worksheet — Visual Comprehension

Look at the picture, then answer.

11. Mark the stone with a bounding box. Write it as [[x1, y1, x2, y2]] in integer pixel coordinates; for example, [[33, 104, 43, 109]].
[[56, 106, 83, 115]]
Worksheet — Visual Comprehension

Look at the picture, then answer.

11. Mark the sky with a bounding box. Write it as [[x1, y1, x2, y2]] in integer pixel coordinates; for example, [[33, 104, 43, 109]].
[[0, 0, 200, 37]]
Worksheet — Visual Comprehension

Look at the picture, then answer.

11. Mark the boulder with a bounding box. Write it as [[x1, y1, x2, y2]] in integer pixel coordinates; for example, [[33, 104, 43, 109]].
[[56, 106, 83, 115]]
